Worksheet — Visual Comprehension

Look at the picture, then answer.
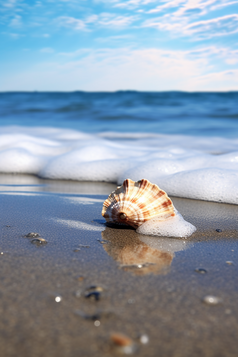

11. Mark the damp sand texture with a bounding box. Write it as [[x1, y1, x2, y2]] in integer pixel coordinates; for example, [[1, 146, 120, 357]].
[[0, 175, 238, 357]]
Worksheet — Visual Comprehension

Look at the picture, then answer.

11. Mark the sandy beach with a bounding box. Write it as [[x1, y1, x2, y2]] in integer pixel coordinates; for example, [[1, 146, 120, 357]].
[[0, 174, 238, 357]]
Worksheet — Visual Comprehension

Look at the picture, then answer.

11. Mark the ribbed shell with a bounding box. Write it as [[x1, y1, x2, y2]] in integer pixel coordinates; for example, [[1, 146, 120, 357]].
[[102, 178, 175, 228]]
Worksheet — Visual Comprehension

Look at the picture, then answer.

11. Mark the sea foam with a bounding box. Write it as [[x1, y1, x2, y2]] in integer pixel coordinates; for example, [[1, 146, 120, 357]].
[[0, 126, 238, 205], [137, 211, 196, 238]]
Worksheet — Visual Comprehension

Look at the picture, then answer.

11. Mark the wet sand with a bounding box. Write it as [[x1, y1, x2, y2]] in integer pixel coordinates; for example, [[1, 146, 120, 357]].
[[0, 174, 238, 357]]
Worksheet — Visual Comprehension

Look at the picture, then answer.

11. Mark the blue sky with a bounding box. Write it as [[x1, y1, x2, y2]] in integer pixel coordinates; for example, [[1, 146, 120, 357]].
[[0, 0, 238, 91]]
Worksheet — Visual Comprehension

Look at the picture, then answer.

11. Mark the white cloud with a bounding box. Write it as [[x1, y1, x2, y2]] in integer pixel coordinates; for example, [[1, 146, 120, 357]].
[[113, 0, 151, 8], [57, 16, 87, 30], [1, 0, 237, 42], [97, 13, 137, 27], [58, 48, 91, 57], [141, 0, 238, 40], [143, 9, 238, 39], [40, 47, 54, 53], [112, 0, 158, 8], [9, 14, 22, 27], [194, 69, 238, 90], [185, 14, 238, 38], [184, 46, 238, 68], [226, 57, 238, 65], [148, 0, 238, 15], [1, 31, 24, 38], [0, 0, 237, 93], [1, 0, 18, 8], [210, 0, 238, 11], [9, 32, 21, 38], [96, 34, 134, 43], [86, 15, 98, 23], [57, 13, 138, 31], [2, 46, 237, 92], [97, 0, 238, 12]]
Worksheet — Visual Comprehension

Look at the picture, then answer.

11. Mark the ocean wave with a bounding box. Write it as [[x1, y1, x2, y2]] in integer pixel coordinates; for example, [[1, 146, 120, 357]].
[[0, 126, 238, 205], [1, 92, 238, 137]]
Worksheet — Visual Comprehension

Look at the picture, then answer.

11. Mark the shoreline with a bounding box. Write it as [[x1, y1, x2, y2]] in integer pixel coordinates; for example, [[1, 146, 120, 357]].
[[0, 174, 238, 357]]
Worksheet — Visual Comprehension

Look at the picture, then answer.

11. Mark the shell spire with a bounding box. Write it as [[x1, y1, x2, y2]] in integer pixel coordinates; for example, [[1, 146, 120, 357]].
[[102, 178, 175, 228]]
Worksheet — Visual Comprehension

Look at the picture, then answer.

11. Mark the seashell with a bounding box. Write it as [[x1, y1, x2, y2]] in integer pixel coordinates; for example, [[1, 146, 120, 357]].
[[102, 178, 175, 229]]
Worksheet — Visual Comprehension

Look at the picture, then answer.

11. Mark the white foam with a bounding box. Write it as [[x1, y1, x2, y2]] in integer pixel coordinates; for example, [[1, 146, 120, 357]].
[[63, 197, 104, 205], [0, 126, 238, 205], [53, 218, 104, 232], [136, 211, 196, 238]]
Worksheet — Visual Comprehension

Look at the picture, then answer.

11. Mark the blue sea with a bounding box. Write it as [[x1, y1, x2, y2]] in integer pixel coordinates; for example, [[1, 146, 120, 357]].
[[0, 91, 238, 138], [0, 91, 238, 204]]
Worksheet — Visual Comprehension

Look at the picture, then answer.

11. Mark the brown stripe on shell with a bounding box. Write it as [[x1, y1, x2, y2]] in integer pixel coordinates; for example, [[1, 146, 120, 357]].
[[162, 201, 172, 208], [137, 203, 146, 210]]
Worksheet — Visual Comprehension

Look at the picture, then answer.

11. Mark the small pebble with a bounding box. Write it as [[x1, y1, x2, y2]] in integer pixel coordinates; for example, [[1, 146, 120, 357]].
[[75, 289, 82, 298], [85, 286, 104, 301], [31, 238, 47, 246], [140, 334, 149, 344], [195, 268, 207, 274], [55, 296, 62, 302], [216, 229, 222, 233], [111, 333, 133, 347], [85, 291, 101, 301], [86, 285, 103, 292], [24, 232, 40, 238], [226, 261, 234, 265], [74, 245, 90, 251], [202, 295, 222, 305], [111, 333, 136, 353], [128, 299, 135, 304], [94, 320, 100, 327]]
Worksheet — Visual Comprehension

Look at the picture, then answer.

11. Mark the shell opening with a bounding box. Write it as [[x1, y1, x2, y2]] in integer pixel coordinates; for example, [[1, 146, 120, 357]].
[[119, 213, 127, 220]]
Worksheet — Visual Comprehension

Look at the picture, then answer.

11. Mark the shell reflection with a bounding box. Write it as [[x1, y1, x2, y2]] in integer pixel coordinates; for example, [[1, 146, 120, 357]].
[[101, 227, 191, 276]]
